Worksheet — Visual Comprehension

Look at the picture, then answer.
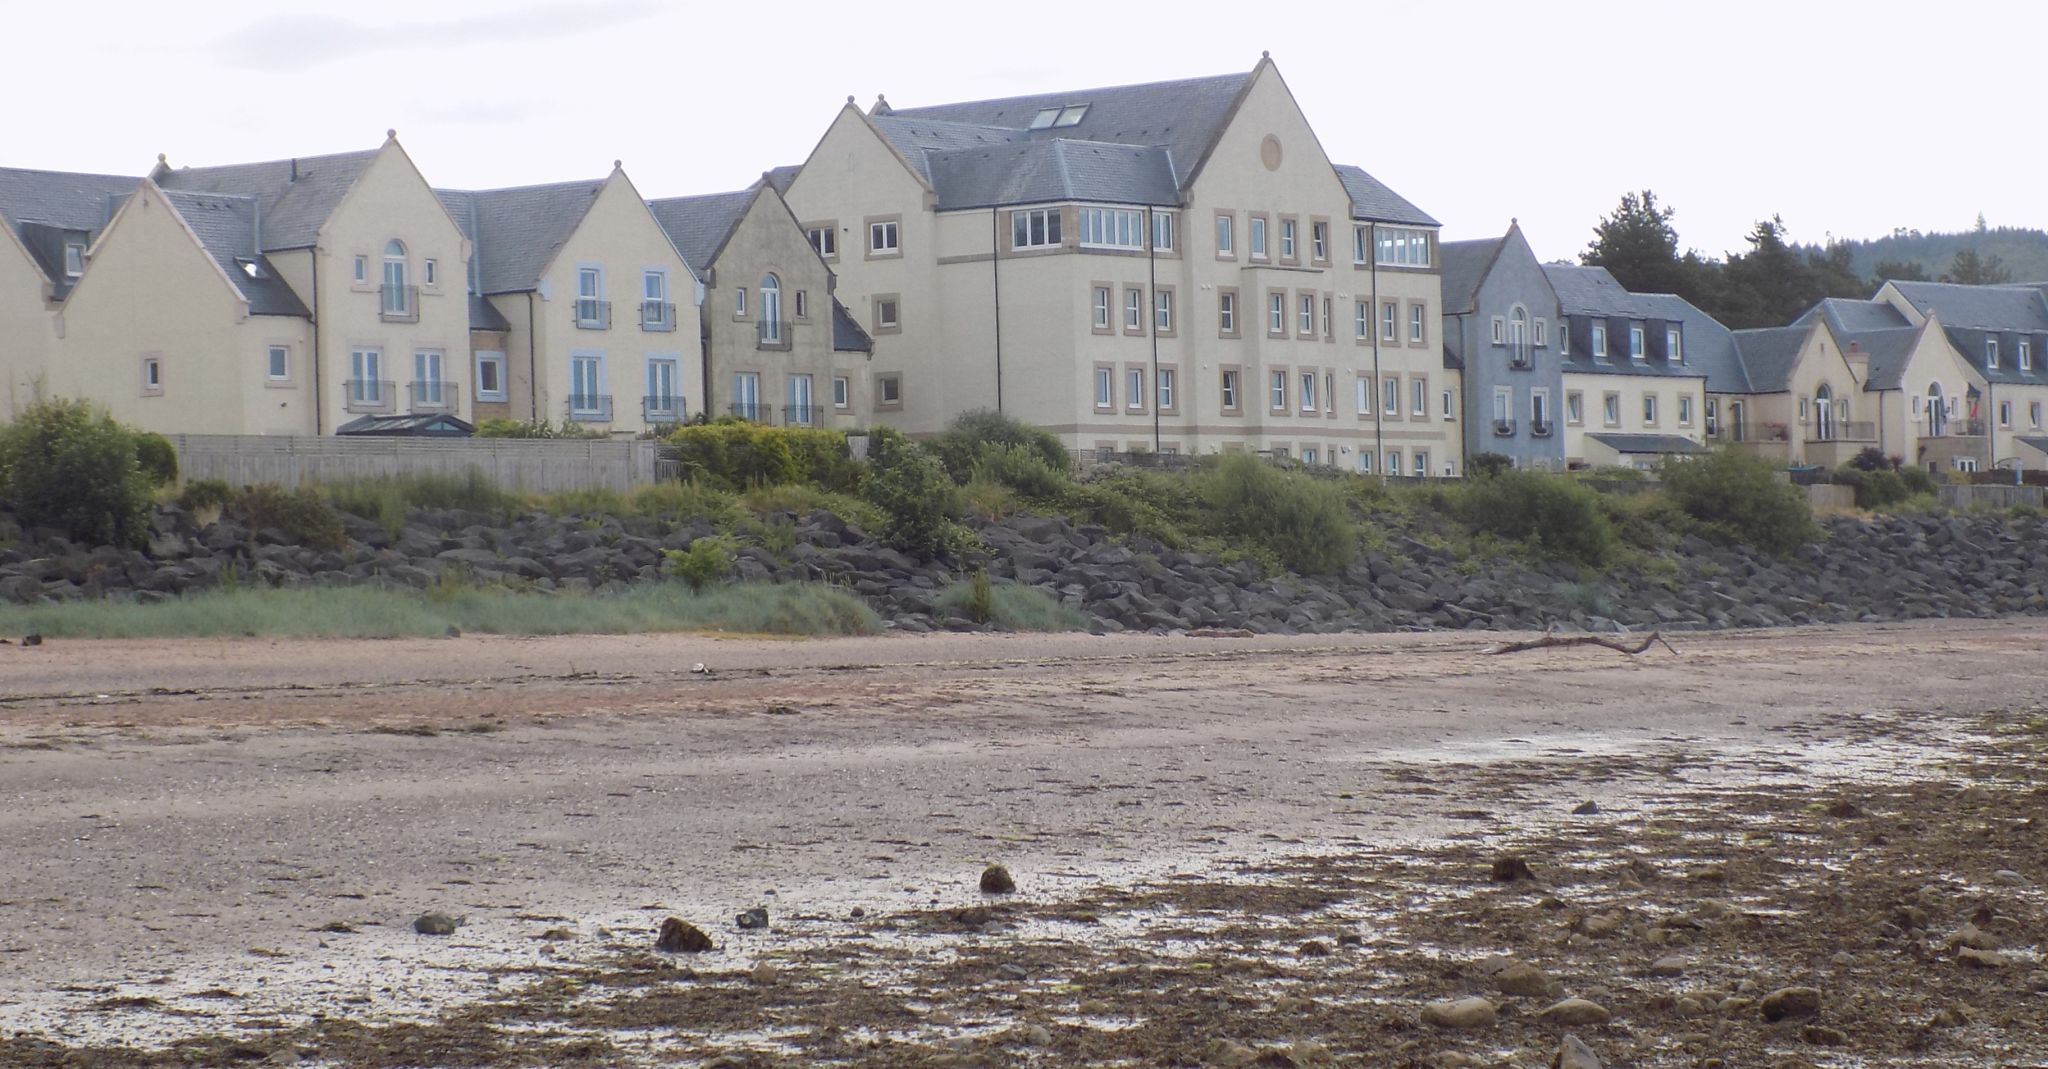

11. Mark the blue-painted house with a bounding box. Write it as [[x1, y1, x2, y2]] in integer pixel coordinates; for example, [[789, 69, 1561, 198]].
[[1440, 222, 1565, 469]]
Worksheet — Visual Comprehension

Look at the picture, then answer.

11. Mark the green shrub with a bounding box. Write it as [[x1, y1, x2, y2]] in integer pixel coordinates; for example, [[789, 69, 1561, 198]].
[[475, 418, 606, 439], [1658, 449, 1818, 555], [325, 479, 408, 538], [1600, 489, 1692, 551], [737, 483, 882, 531], [928, 408, 1069, 482], [735, 516, 796, 555], [133, 432, 178, 488], [1847, 446, 1897, 472], [782, 429, 864, 493], [969, 442, 1069, 499], [1196, 453, 1355, 575], [1060, 467, 1193, 548], [861, 429, 970, 560], [1833, 464, 1910, 509], [1451, 468, 1616, 565], [960, 474, 1018, 521], [1465, 452, 1513, 479], [664, 536, 737, 591], [0, 400, 154, 547], [667, 423, 860, 491], [1899, 465, 1939, 497], [540, 487, 629, 516], [236, 484, 346, 551], [176, 478, 235, 514], [632, 480, 742, 525], [935, 577, 1086, 631]]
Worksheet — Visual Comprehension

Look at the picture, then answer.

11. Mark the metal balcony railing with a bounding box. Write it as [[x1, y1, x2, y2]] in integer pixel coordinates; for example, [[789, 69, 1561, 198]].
[[783, 404, 816, 426], [344, 380, 395, 413], [565, 394, 613, 422], [1507, 346, 1533, 369], [643, 396, 685, 424], [756, 319, 794, 350], [729, 401, 768, 423], [1530, 418, 1553, 437], [1492, 418, 1516, 436], [1925, 417, 1988, 438], [408, 381, 458, 412], [378, 284, 419, 323], [1807, 421, 1876, 443], [641, 300, 676, 332], [573, 299, 611, 330]]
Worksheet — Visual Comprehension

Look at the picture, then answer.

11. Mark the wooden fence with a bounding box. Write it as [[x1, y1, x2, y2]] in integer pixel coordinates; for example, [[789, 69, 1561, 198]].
[[168, 435, 661, 492], [1939, 483, 2047, 510]]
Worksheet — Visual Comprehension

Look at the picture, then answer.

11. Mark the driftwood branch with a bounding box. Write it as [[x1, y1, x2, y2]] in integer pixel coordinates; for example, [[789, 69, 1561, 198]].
[[1485, 631, 1680, 657]]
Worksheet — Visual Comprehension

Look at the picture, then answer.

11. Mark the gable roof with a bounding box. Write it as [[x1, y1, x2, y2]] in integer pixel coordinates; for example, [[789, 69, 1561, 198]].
[[158, 189, 308, 318], [762, 165, 802, 196], [1545, 263, 1737, 388], [870, 115, 1023, 184], [1842, 324, 1924, 391], [1333, 164, 1439, 227], [1729, 325, 1810, 393], [0, 166, 137, 233], [1588, 433, 1705, 455], [832, 297, 872, 353], [925, 139, 1179, 210], [1797, 296, 1911, 333], [1437, 235, 1506, 316], [1890, 280, 2048, 332], [436, 179, 604, 295], [154, 148, 379, 250], [645, 187, 757, 276], [1544, 262, 1646, 318]]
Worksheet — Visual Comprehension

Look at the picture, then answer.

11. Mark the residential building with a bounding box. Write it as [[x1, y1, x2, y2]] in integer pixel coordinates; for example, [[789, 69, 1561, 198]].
[[779, 56, 1456, 473], [1543, 264, 1715, 470], [1, 167, 146, 417], [1713, 321, 1879, 468], [438, 164, 705, 434], [1440, 222, 1563, 469], [647, 181, 870, 428], [1796, 297, 1988, 472], [1873, 281, 2048, 473]]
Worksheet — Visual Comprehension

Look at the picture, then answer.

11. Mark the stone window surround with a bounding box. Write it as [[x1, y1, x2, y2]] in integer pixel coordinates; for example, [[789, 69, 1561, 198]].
[[1411, 374, 1429, 417], [872, 293, 901, 334], [1121, 284, 1146, 336], [1090, 282, 1115, 335], [1296, 289, 1317, 339], [1278, 214, 1301, 265], [875, 373, 903, 411], [1155, 361, 1181, 415], [1309, 216, 1332, 266], [1219, 363, 1244, 415], [1383, 375, 1403, 421], [1248, 212, 1271, 262], [1268, 365, 1290, 414], [1123, 363, 1148, 414], [1214, 210, 1236, 261], [1266, 288, 1288, 338], [1092, 362, 1116, 412], [1566, 390, 1585, 425], [1407, 300, 1429, 348], [1153, 284, 1178, 338], [1602, 391, 1622, 427], [804, 220, 839, 261], [1217, 286, 1241, 339], [864, 214, 902, 260], [1355, 372, 1374, 416], [140, 351, 164, 396]]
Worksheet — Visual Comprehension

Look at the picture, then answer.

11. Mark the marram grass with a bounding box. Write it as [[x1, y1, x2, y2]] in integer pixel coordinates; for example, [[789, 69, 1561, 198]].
[[0, 581, 880, 640]]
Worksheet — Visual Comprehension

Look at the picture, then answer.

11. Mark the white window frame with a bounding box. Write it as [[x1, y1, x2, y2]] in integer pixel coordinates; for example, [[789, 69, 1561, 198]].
[[1095, 367, 1114, 409], [1125, 288, 1144, 331], [1535, 318, 1548, 347], [569, 353, 606, 416], [1643, 393, 1659, 426], [1126, 367, 1145, 411], [869, 220, 899, 255], [877, 375, 902, 405], [576, 265, 605, 326], [833, 375, 851, 409], [1603, 392, 1621, 426], [1355, 301, 1368, 339], [350, 348, 382, 405], [1384, 377, 1399, 415], [352, 255, 367, 284], [1311, 221, 1328, 262], [1270, 370, 1288, 410], [423, 258, 438, 287], [1987, 337, 2000, 368], [1491, 316, 1506, 345], [1667, 326, 1683, 362], [1566, 392, 1583, 424], [1592, 323, 1608, 358], [787, 373, 815, 425], [1374, 226, 1432, 267], [63, 242, 85, 278], [1157, 367, 1176, 410], [1220, 368, 1239, 411], [1381, 302, 1397, 342], [1268, 292, 1285, 334], [1678, 394, 1694, 427], [646, 355, 682, 418], [1155, 289, 1174, 332], [475, 350, 508, 402], [875, 297, 899, 329], [1409, 304, 1425, 343], [1412, 377, 1427, 417], [1219, 292, 1236, 333], [1299, 294, 1315, 335], [2022, 338, 2034, 370], [1356, 376, 1372, 415], [1151, 211, 1174, 252], [265, 344, 290, 381], [1414, 451, 1429, 478], [1630, 326, 1646, 361], [1078, 207, 1144, 250], [1299, 371, 1317, 413], [808, 226, 837, 260], [1093, 286, 1112, 329], [1280, 219, 1296, 260], [413, 348, 446, 406], [1250, 216, 1268, 259], [1012, 207, 1061, 249], [1215, 214, 1234, 257]]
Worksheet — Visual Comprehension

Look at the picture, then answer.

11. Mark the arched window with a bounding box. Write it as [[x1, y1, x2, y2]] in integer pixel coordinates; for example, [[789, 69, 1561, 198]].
[[1926, 381, 1947, 436], [1814, 384, 1835, 441], [1508, 306, 1529, 367], [381, 240, 409, 316], [759, 274, 782, 343]]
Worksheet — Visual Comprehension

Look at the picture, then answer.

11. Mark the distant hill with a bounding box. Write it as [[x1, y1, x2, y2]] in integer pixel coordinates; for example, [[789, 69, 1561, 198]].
[[1797, 226, 2048, 284]]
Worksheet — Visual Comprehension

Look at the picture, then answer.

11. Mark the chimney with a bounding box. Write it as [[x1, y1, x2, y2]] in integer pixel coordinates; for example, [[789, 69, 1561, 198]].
[[1844, 338, 1870, 384], [289, 158, 298, 182]]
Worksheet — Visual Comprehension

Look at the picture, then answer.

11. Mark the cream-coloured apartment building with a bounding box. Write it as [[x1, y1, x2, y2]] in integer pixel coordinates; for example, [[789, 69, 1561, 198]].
[[779, 56, 1460, 473], [1543, 264, 1711, 470]]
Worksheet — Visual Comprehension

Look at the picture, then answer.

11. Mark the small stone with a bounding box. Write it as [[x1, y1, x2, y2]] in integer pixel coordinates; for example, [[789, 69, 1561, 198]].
[[1800, 1025, 1847, 1046], [1335, 932, 1364, 948], [1492, 855, 1536, 883], [21, 633, 42, 647], [1571, 801, 1601, 816], [1823, 799, 1862, 818], [1928, 1004, 1971, 1028], [1420, 996, 1497, 1029], [979, 864, 1016, 895], [1297, 939, 1332, 957], [1538, 998, 1611, 1026], [2028, 970, 2048, 993], [849, 907, 866, 919], [1579, 912, 1625, 938], [1495, 962, 1553, 997], [1950, 922, 1998, 951], [1552, 1034, 1602, 1069], [998, 962, 1030, 980], [749, 961, 779, 985], [1957, 946, 2010, 968], [1018, 1023, 1052, 1046], [1650, 955, 1687, 977], [735, 907, 769, 930], [1201, 1038, 1258, 1066], [1992, 869, 2029, 886], [538, 927, 575, 941], [412, 912, 458, 936], [654, 917, 713, 953], [1759, 986, 1822, 1022]]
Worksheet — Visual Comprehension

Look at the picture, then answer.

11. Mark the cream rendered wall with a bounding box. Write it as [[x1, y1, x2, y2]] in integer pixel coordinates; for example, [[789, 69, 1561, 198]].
[[1885, 319, 1983, 470], [706, 190, 852, 427], [529, 170, 702, 434], [1990, 381, 2048, 469], [52, 182, 313, 435], [1561, 371, 1706, 466], [485, 292, 538, 422], [0, 228, 54, 417], [785, 107, 945, 433], [310, 140, 470, 433]]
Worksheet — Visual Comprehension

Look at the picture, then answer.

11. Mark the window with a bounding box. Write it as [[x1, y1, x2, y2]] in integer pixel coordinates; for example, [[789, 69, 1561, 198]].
[[1414, 451, 1429, 478], [1384, 377, 1399, 416], [1491, 317, 1506, 345], [1493, 387, 1512, 424], [1566, 392, 1583, 424], [1078, 207, 1143, 249], [63, 242, 85, 278], [735, 286, 748, 318], [1667, 326, 1683, 362], [1093, 286, 1112, 330], [1705, 397, 1720, 435], [1268, 292, 1286, 335], [476, 351, 507, 402], [1218, 291, 1237, 334], [382, 240, 411, 317], [1321, 298, 1332, 339], [2032, 401, 2043, 428], [423, 258, 438, 286], [570, 355, 605, 417], [576, 266, 605, 326], [1215, 213, 1234, 257], [833, 376, 850, 409], [1958, 456, 1979, 473], [1157, 368, 1176, 411], [1535, 319, 1548, 347], [759, 275, 783, 342], [795, 290, 808, 319], [1531, 389, 1550, 431], [1643, 393, 1659, 425], [1381, 302, 1397, 342], [807, 225, 837, 259], [352, 255, 367, 284], [1409, 304, 1425, 344], [787, 374, 815, 425], [875, 296, 899, 331], [1280, 219, 1297, 260], [2000, 400, 2013, 428], [1094, 367, 1114, 409], [1602, 392, 1621, 426], [1355, 301, 1368, 339], [1630, 326, 1646, 361], [1592, 323, 1608, 358], [729, 371, 762, 421], [1126, 368, 1145, 411], [1359, 451, 1372, 474], [1356, 376, 1372, 414], [1299, 294, 1315, 336], [643, 269, 671, 329], [1443, 387, 1457, 421], [877, 374, 902, 406], [1250, 216, 1268, 259], [646, 357, 682, 421], [413, 349, 446, 407], [1155, 289, 1174, 333], [1221, 368, 1240, 411], [1559, 322, 1570, 356], [1987, 337, 2000, 368], [349, 348, 382, 407], [1678, 395, 1694, 427], [1353, 226, 1369, 263], [1151, 212, 1174, 252], [868, 219, 899, 255], [265, 345, 289, 380], [1375, 227, 1431, 267], [1125, 287, 1144, 331], [2022, 339, 2034, 371], [1412, 377, 1427, 417], [141, 353, 163, 395], [1012, 207, 1061, 249], [1302, 447, 1318, 466], [1386, 450, 1401, 475], [1300, 371, 1317, 412], [1311, 221, 1328, 262], [1270, 370, 1288, 411]]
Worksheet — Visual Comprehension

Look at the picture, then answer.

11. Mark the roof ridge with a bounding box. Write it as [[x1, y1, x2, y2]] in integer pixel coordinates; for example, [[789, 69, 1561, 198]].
[[885, 70, 1248, 116]]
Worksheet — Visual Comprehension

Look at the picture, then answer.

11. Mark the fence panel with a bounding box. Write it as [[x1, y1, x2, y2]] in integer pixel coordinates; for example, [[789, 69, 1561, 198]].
[[1939, 484, 2046, 510], [168, 436, 659, 492]]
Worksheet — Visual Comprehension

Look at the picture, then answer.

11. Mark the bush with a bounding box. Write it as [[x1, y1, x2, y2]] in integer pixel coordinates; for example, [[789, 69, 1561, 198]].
[[1451, 468, 1616, 565], [1599, 489, 1692, 551], [1060, 467, 1192, 548], [737, 483, 882, 531], [176, 478, 235, 514], [668, 423, 860, 492], [928, 409, 1069, 482], [236, 484, 346, 551], [969, 442, 1069, 499], [632, 480, 742, 525], [475, 418, 606, 439], [1196, 453, 1355, 575], [133, 432, 178, 488], [1658, 449, 1818, 555], [1833, 464, 1910, 509], [0, 400, 155, 547], [541, 487, 630, 517], [861, 429, 969, 560], [935, 577, 1087, 631], [1847, 446, 1897, 473], [1466, 452, 1513, 479], [324, 471, 521, 537], [1898, 465, 1939, 497], [664, 536, 736, 591]]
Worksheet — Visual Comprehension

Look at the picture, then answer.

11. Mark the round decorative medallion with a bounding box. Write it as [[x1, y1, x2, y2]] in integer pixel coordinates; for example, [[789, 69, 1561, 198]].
[[1259, 135, 1283, 172]]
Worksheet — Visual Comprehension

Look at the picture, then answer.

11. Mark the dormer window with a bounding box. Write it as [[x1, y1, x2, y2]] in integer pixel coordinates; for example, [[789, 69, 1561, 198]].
[[63, 242, 85, 278], [1630, 326, 1647, 361], [1987, 337, 2000, 368], [236, 258, 263, 279], [1667, 326, 1683, 362]]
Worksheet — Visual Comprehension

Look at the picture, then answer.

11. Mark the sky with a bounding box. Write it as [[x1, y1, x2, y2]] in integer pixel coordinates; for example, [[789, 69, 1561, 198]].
[[7, 0, 2041, 263]]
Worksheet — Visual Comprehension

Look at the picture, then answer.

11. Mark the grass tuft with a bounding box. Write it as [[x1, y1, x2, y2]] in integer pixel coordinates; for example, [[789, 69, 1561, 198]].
[[935, 580, 1087, 632]]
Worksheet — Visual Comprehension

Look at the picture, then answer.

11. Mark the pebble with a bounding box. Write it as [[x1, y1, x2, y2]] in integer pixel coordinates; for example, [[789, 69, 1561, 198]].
[[735, 907, 769, 930], [849, 907, 866, 919], [979, 864, 1017, 895], [1571, 801, 1601, 816], [1579, 912, 1625, 938], [411, 912, 458, 936], [1957, 946, 2011, 968], [749, 962, 779, 985], [1491, 855, 1536, 883], [1538, 998, 1611, 1026], [1495, 962, 1553, 997], [1297, 939, 1332, 958], [998, 963, 1030, 980], [1759, 986, 1822, 1022], [1554, 1034, 1603, 1069], [1992, 869, 2029, 886], [1201, 1038, 1258, 1066], [1800, 1025, 1847, 1046], [1420, 996, 1497, 1029], [1950, 922, 1998, 951], [1018, 1023, 1052, 1046], [654, 917, 714, 954], [1650, 955, 1688, 977]]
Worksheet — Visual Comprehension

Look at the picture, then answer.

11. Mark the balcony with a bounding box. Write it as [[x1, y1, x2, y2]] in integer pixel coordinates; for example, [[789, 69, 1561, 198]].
[[1530, 418, 1553, 437], [783, 404, 816, 427], [344, 380, 396, 413], [728, 401, 768, 423], [641, 300, 676, 332], [408, 381, 459, 413], [1507, 347, 1533, 370], [1926, 418, 1988, 438], [573, 299, 612, 330], [379, 284, 419, 323], [1806, 421, 1876, 444], [643, 395, 685, 424], [1492, 418, 1516, 437], [565, 395, 613, 423], [756, 319, 794, 351]]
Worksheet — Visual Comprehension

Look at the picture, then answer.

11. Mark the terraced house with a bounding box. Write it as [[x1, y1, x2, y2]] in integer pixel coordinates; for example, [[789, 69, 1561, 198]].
[[778, 56, 1458, 472], [1794, 297, 1983, 471], [1542, 264, 1718, 470], [1873, 281, 2048, 474], [1439, 222, 1564, 470]]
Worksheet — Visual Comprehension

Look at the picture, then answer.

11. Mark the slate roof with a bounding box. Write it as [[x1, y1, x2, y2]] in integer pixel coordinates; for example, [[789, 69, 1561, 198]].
[[1587, 433, 1705, 455], [762, 165, 801, 196], [926, 140, 1178, 210], [1729, 326, 1810, 393], [645, 188, 755, 276], [870, 115, 1022, 184], [468, 293, 510, 333], [1843, 326, 1922, 391], [0, 166, 137, 233], [882, 71, 1250, 194], [436, 180, 604, 295], [155, 149, 379, 250], [1546, 264, 1731, 387], [159, 189, 308, 318], [2016, 436, 2048, 457], [832, 297, 872, 353], [1890, 280, 2048, 332], [1437, 236, 1505, 316], [1333, 164, 1439, 227], [1796, 297, 1910, 333], [1545, 263, 1645, 318]]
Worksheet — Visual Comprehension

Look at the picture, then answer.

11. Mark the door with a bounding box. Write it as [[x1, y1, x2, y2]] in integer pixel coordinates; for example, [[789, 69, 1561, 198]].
[[733, 372, 761, 421], [646, 358, 679, 421], [787, 374, 813, 425], [570, 355, 603, 417], [1927, 383, 1947, 437], [1814, 385, 1835, 441]]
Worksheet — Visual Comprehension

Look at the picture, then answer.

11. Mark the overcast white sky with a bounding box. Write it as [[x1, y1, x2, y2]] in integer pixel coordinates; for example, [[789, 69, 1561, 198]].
[[8, 0, 2039, 262]]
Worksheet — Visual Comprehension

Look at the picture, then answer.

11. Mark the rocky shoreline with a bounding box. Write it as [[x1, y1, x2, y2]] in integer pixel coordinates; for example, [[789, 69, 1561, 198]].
[[2, 503, 2044, 635]]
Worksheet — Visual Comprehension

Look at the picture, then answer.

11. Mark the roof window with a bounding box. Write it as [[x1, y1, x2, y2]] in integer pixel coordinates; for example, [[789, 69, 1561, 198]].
[[1029, 108, 1059, 130], [236, 258, 264, 279], [1053, 104, 1089, 127]]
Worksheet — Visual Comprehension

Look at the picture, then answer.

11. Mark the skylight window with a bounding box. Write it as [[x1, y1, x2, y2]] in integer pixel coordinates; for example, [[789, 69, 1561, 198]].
[[1029, 108, 1060, 130], [237, 258, 263, 279], [1053, 104, 1088, 127]]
